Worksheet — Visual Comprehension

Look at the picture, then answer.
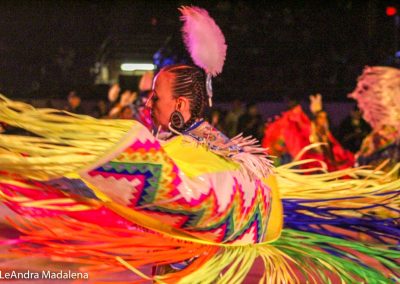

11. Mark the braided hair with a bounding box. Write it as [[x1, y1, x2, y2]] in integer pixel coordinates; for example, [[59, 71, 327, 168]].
[[162, 64, 208, 130]]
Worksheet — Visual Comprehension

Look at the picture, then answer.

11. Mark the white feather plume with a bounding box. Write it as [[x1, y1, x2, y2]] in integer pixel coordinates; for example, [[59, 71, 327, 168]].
[[179, 6, 227, 76]]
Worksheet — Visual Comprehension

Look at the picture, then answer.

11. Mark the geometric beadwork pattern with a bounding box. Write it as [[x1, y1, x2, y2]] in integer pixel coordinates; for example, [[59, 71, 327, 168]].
[[78, 124, 273, 244], [82, 137, 272, 244], [88, 162, 162, 206]]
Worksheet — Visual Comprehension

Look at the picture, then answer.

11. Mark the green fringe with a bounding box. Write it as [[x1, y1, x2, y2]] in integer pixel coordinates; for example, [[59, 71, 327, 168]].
[[274, 229, 399, 284]]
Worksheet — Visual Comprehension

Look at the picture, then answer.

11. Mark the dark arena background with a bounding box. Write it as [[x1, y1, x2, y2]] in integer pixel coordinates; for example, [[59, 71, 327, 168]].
[[0, 0, 398, 101]]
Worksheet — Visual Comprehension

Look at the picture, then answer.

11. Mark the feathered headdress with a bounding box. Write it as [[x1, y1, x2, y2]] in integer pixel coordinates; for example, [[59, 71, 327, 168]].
[[348, 66, 400, 131], [179, 6, 227, 107]]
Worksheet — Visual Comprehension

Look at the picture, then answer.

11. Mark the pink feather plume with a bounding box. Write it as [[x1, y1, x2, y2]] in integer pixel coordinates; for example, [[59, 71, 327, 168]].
[[179, 6, 227, 76]]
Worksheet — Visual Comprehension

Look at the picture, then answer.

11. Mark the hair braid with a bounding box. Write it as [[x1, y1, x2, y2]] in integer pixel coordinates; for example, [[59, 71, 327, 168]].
[[162, 64, 208, 130]]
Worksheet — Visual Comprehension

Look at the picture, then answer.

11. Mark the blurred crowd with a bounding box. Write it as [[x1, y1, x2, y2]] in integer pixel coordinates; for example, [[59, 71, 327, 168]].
[[50, 86, 371, 159], [0, 84, 370, 151]]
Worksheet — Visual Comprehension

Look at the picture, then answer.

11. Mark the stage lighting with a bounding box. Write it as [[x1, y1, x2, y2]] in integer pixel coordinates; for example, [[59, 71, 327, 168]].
[[386, 6, 397, 17], [120, 63, 155, 71]]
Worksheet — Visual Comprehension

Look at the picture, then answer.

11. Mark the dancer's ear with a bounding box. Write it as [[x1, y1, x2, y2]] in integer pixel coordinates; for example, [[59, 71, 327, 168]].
[[175, 96, 191, 122], [176, 97, 189, 112]]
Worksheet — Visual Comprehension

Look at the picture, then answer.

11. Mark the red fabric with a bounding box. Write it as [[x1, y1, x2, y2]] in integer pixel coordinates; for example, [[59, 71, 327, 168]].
[[263, 106, 310, 157], [262, 106, 354, 171]]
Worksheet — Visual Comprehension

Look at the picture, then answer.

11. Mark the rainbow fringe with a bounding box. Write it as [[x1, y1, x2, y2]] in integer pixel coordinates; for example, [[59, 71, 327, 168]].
[[0, 96, 399, 283]]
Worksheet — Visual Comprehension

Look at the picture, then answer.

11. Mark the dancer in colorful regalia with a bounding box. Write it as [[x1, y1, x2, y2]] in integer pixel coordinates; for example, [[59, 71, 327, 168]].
[[349, 66, 400, 171], [0, 6, 399, 284], [262, 94, 354, 171]]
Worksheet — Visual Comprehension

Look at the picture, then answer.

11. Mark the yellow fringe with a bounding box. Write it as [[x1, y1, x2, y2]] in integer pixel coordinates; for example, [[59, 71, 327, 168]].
[[275, 160, 400, 217], [0, 95, 133, 179]]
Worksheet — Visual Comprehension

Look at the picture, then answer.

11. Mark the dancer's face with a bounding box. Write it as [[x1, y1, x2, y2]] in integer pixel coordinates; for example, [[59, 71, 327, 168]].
[[146, 68, 193, 131], [146, 71, 177, 130], [315, 111, 328, 128]]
